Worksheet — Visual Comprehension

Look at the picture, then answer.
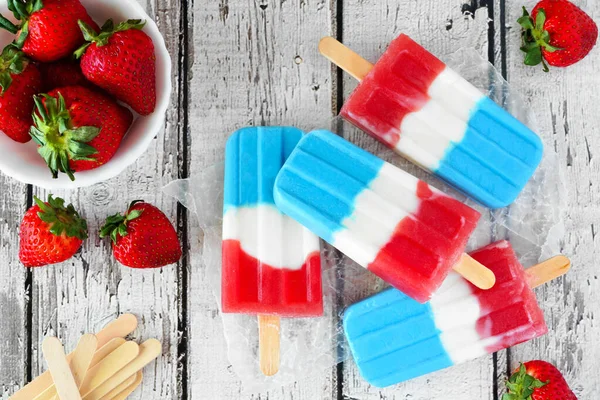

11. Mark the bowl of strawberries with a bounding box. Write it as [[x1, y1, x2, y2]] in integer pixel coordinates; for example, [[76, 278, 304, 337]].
[[0, 0, 171, 189]]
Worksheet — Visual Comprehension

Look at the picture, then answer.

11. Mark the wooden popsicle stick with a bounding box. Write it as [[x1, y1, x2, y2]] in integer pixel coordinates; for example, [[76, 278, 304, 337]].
[[11, 315, 138, 400], [97, 373, 137, 400], [453, 253, 496, 290], [34, 338, 128, 400], [42, 337, 81, 400], [258, 315, 280, 376], [318, 36, 373, 82], [102, 372, 142, 400], [525, 255, 571, 289], [71, 334, 98, 388], [79, 342, 140, 397], [91, 338, 127, 368], [83, 339, 161, 400]]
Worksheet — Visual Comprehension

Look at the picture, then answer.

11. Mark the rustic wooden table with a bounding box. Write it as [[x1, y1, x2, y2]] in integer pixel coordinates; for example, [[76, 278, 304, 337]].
[[1, 0, 598, 399]]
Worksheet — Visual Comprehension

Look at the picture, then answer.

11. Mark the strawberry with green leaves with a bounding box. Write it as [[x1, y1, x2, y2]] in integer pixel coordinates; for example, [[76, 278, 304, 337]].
[[100, 201, 182, 269], [0, 45, 41, 143], [30, 85, 133, 181], [19, 194, 88, 267], [0, 0, 99, 62], [519, 0, 598, 71], [75, 19, 156, 116], [504, 361, 577, 400]]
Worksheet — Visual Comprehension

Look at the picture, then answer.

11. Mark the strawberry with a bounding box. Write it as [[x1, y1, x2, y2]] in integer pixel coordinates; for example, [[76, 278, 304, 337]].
[[30, 85, 133, 181], [37, 59, 91, 92], [519, 0, 598, 71], [503, 361, 577, 400], [75, 19, 156, 116], [19, 194, 88, 267], [0, 0, 99, 63], [0, 45, 42, 143], [100, 201, 182, 269]]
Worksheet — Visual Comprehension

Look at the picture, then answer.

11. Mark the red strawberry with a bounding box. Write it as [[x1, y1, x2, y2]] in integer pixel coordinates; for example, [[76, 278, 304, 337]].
[[19, 194, 88, 267], [30, 85, 133, 180], [0, 45, 42, 143], [76, 19, 156, 115], [504, 361, 577, 400], [519, 0, 598, 71], [100, 201, 182, 269], [0, 0, 99, 63], [37, 59, 91, 92]]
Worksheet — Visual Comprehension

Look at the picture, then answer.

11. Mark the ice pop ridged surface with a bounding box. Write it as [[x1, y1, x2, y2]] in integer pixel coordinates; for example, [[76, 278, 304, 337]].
[[343, 240, 548, 388], [340, 34, 544, 209], [222, 127, 323, 317], [273, 130, 480, 303]]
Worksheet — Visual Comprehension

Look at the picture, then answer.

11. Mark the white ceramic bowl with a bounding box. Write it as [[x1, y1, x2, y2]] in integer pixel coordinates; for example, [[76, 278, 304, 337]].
[[0, 0, 172, 189]]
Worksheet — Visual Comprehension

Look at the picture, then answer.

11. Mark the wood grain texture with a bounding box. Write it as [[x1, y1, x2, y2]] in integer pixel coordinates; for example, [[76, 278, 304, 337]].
[[186, 0, 337, 398], [0, 178, 28, 399], [340, 1, 497, 399], [22, 1, 183, 400], [500, 1, 600, 398]]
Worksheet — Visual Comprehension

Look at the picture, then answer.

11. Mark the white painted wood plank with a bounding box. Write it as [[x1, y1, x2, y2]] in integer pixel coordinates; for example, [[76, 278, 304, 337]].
[[0, 179, 28, 399], [340, 1, 497, 399], [27, 1, 183, 399], [186, 0, 337, 398], [500, 1, 600, 398]]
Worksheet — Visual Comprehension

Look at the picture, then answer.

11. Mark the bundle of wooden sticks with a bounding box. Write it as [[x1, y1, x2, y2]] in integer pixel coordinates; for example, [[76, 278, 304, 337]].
[[9, 314, 160, 400]]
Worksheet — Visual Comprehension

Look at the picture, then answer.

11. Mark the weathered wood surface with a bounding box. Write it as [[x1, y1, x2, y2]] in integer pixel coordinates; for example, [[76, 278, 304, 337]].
[[501, 1, 600, 399], [185, 1, 337, 399], [1, 0, 599, 399]]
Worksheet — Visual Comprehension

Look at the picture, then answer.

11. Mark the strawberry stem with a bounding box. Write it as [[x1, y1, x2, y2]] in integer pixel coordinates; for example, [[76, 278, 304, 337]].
[[518, 7, 562, 72], [0, 44, 28, 93], [75, 19, 146, 58], [0, 14, 19, 34], [30, 93, 101, 181], [34, 194, 88, 240], [100, 200, 145, 244], [503, 363, 548, 400]]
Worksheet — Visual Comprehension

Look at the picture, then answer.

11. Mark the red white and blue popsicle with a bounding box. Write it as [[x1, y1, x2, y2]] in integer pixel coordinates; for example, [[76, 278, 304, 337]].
[[274, 130, 494, 303], [320, 35, 544, 209], [343, 240, 569, 387]]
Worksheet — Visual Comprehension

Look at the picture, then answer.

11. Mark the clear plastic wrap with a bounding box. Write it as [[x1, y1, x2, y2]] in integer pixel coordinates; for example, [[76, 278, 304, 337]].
[[162, 48, 566, 392]]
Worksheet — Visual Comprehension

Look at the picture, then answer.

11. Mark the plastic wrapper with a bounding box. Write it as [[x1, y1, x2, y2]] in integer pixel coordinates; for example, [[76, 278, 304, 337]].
[[163, 48, 566, 392]]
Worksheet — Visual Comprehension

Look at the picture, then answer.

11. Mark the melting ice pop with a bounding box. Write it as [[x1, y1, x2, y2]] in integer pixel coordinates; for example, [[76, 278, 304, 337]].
[[274, 130, 494, 303], [320, 35, 544, 209], [343, 240, 570, 387]]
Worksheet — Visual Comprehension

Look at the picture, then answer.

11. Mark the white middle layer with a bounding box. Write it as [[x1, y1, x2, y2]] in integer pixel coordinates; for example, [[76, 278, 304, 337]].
[[396, 67, 485, 171], [223, 205, 321, 270], [332, 162, 420, 268], [430, 272, 499, 364]]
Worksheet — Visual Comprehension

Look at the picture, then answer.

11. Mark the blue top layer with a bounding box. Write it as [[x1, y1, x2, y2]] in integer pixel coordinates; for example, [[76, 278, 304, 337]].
[[343, 288, 453, 388], [273, 130, 384, 243], [438, 97, 544, 209], [223, 127, 304, 213]]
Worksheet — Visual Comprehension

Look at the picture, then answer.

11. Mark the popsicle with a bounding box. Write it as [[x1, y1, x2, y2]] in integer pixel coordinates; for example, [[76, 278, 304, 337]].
[[222, 126, 323, 375], [319, 35, 544, 209], [273, 129, 494, 304], [343, 240, 570, 388]]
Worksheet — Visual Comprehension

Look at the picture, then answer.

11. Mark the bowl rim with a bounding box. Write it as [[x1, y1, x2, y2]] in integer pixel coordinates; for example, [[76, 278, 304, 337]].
[[0, 0, 172, 189]]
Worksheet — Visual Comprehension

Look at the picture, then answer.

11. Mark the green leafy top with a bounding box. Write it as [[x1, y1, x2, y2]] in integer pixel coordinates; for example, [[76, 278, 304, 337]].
[[74, 19, 146, 58], [34, 194, 88, 240], [0, 0, 44, 48], [99, 200, 144, 244], [503, 364, 548, 400], [0, 44, 28, 93], [29, 93, 101, 181], [518, 7, 561, 72]]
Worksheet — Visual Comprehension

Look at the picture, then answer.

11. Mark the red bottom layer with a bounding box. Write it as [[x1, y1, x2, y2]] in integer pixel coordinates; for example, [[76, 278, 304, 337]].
[[469, 241, 548, 352], [222, 240, 323, 317]]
